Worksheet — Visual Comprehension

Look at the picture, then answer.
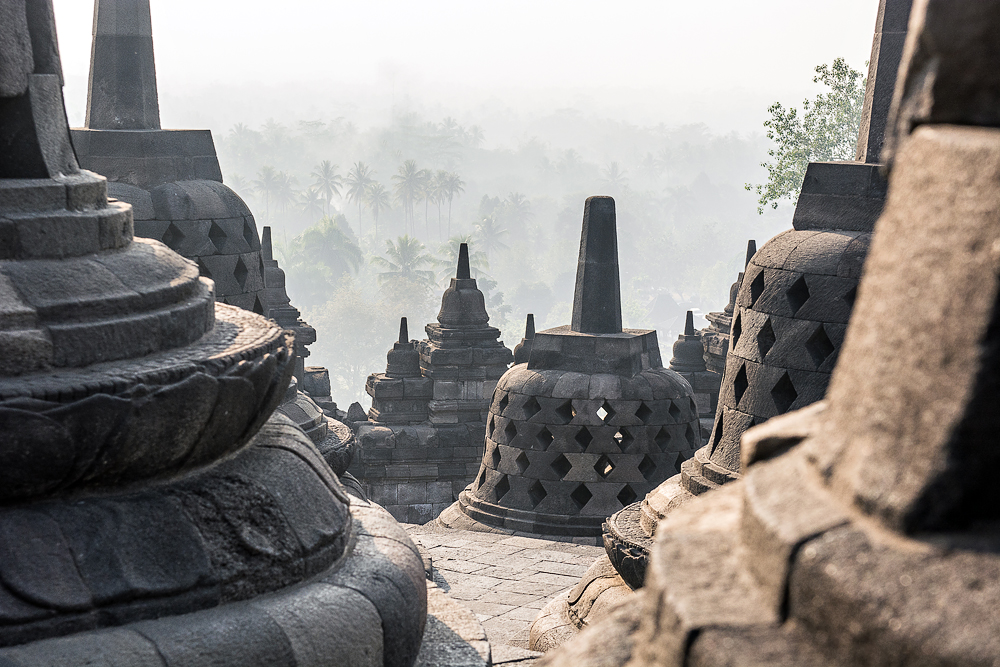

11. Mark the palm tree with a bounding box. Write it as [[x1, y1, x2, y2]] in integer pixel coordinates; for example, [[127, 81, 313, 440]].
[[392, 160, 424, 235], [473, 214, 509, 262], [252, 166, 279, 221], [371, 235, 437, 289], [504, 192, 532, 229], [442, 173, 465, 236], [601, 162, 629, 193], [298, 188, 326, 221], [345, 161, 375, 235], [433, 170, 449, 239], [366, 182, 391, 239], [272, 171, 298, 213], [418, 168, 433, 237], [311, 161, 343, 215]]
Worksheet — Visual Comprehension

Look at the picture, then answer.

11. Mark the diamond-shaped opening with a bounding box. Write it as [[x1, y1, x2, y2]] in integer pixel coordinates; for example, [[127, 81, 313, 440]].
[[757, 318, 776, 359], [639, 455, 657, 481], [617, 484, 638, 507], [786, 275, 810, 315], [523, 396, 541, 420], [528, 480, 547, 508], [844, 285, 858, 310], [515, 451, 531, 474], [197, 257, 213, 279], [673, 452, 687, 474], [636, 402, 653, 425], [252, 295, 265, 315], [570, 483, 593, 510], [209, 221, 228, 251], [732, 312, 743, 346], [475, 468, 486, 490], [598, 401, 616, 423], [654, 427, 672, 452], [504, 420, 518, 444], [491, 444, 502, 469], [685, 424, 697, 447], [243, 219, 257, 249], [615, 428, 635, 452], [488, 414, 494, 434], [668, 401, 682, 422], [806, 323, 836, 367], [555, 401, 575, 425], [495, 475, 511, 501], [498, 393, 509, 414], [536, 427, 554, 451], [733, 363, 749, 407], [575, 427, 594, 449], [710, 413, 724, 450], [771, 372, 798, 413], [749, 271, 766, 307], [551, 453, 572, 479], [234, 255, 249, 289], [162, 223, 184, 248], [594, 454, 615, 478]]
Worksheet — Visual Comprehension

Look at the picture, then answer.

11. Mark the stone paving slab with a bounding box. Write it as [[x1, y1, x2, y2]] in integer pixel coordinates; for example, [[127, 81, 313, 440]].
[[405, 523, 605, 658]]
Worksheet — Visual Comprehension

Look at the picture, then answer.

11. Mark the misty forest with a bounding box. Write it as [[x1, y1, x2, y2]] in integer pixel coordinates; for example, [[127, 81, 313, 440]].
[[216, 59, 866, 406]]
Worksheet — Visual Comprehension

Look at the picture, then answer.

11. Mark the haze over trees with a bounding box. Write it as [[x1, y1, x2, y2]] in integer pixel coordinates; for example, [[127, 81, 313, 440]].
[[215, 63, 862, 406]]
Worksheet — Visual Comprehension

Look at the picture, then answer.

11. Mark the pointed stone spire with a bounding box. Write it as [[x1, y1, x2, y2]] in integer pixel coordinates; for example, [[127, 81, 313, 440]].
[[398, 317, 409, 344], [513, 314, 536, 365], [261, 227, 273, 262], [744, 239, 757, 267], [856, 0, 913, 163], [684, 311, 695, 336], [0, 1, 78, 179], [571, 196, 622, 334], [86, 0, 160, 130], [457, 243, 471, 279]]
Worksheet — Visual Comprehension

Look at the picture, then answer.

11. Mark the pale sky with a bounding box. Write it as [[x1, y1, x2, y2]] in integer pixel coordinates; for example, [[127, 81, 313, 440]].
[[52, 0, 880, 139]]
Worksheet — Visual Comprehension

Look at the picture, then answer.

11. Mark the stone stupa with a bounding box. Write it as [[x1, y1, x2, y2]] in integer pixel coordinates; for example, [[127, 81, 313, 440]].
[[0, 4, 426, 664], [447, 197, 702, 538], [542, 2, 1000, 663], [648, 0, 913, 520], [70, 0, 268, 314]]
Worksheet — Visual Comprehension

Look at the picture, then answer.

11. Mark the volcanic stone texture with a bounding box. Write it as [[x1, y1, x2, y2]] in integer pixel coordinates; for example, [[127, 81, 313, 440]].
[[460, 364, 700, 537]]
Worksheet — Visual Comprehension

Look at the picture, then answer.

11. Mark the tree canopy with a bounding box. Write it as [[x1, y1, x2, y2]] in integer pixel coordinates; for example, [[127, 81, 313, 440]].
[[747, 58, 866, 214]]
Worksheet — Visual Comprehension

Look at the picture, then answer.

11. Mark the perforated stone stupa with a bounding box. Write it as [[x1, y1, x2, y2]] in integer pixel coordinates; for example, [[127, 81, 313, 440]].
[[70, 0, 268, 314], [647, 0, 912, 519], [543, 4, 1000, 663], [0, 5, 426, 664], [451, 197, 702, 537]]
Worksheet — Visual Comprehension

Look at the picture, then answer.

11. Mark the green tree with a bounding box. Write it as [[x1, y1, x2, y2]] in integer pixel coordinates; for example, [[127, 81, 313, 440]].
[[252, 165, 279, 222], [441, 172, 465, 236], [392, 160, 424, 235], [283, 215, 363, 307], [345, 161, 374, 234], [473, 214, 509, 263], [366, 182, 391, 238], [298, 188, 326, 222], [311, 160, 342, 216], [371, 235, 438, 311], [436, 235, 490, 281], [747, 58, 866, 214]]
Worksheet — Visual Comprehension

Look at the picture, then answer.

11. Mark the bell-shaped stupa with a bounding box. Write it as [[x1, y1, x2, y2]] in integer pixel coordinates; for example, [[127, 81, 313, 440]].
[[452, 197, 702, 537], [71, 0, 268, 314]]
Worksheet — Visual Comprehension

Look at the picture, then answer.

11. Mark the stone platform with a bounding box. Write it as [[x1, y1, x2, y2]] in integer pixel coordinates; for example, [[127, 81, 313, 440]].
[[405, 524, 604, 663]]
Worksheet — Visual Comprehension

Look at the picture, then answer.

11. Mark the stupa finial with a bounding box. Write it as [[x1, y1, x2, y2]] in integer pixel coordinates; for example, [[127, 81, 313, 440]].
[[745, 240, 757, 267], [684, 311, 695, 336], [524, 313, 535, 339], [86, 0, 160, 130], [457, 243, 471, 279], [571, 196, 622, 334], [398, 317, 409, 344]]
